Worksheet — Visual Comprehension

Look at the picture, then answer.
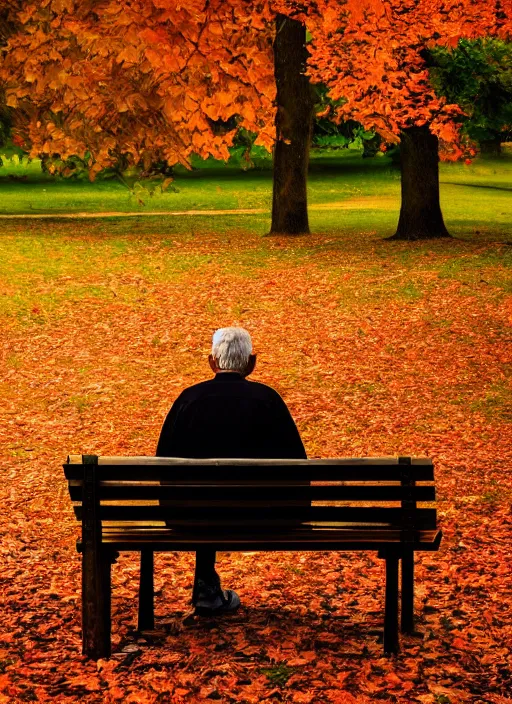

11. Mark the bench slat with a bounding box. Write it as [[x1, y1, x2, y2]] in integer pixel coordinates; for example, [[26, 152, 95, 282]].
[[97, 527, 440, 540], [68, 483, 435, 502], [64, 462, 434, 482], [66, 456, 432, 466], [93, 529, 443, 552], [72, 505, 437, 528], [96, 521, 429, 531]]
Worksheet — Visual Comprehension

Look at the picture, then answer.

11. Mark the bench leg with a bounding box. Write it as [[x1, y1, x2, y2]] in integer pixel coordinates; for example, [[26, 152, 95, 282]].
[[401, 549, 414, 634], [138, 549, 155, 631], [82, 549, 112, 659], [384, 554, 399, 655]]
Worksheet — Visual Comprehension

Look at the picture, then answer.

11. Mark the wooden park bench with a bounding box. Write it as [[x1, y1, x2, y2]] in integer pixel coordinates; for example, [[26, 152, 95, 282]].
[[63, 455, 442, 660]]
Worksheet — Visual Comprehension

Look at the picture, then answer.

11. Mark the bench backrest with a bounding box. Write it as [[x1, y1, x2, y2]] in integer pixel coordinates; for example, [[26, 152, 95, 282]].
[[64, 455, 436, 533]]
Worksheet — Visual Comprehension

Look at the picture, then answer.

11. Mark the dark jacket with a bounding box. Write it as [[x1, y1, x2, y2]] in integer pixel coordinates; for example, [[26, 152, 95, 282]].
[[156, 372, 306, 459]]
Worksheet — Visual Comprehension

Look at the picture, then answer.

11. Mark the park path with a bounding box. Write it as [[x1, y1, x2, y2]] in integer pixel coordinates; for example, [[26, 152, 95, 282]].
[[0, 198, 397, 218], [0, 208, 267, 219]]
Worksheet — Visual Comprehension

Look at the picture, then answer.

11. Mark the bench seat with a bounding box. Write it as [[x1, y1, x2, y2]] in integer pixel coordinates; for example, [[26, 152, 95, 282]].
[[92, 527, 441, 551]]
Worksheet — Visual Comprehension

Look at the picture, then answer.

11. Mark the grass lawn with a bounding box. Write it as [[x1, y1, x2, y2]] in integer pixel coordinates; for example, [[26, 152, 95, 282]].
[[1, 188, 511, 701], [0, 147, 511, 243]]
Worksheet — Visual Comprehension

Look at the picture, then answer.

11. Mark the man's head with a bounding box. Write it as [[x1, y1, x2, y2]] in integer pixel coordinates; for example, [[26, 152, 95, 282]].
[[209, 327, 256, 377]]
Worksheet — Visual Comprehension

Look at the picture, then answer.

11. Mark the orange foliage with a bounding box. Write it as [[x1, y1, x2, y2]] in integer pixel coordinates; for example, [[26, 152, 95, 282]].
[[2, 0, 511, 172], [1, 0, 277, 175], [306, 0, 512, 157]]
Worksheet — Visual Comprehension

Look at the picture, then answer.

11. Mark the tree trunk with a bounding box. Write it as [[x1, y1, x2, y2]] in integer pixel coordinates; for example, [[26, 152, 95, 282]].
[[479, 137, 502, 157], [390, 126, 450, 241], [270, 14, 314, 235]]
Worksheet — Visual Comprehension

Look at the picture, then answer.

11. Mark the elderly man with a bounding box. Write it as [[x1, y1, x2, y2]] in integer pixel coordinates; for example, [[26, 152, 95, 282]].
[[156, 327, 306, 615]]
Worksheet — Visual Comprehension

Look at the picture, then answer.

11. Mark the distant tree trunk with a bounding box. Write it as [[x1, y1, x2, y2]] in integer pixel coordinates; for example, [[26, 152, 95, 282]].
[[390, 125, 450, 241], [479, 136, 502, 157], [270, 14, 314, 235], [362, 133, 382, 158]]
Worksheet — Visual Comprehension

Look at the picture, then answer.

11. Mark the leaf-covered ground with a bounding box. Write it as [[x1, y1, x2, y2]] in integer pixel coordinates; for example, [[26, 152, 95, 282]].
[[1, 224, 511, 704]]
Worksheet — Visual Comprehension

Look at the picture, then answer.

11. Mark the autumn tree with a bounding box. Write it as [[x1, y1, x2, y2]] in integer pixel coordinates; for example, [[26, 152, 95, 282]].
[[275, 0, 512, 239], [1, 0, 277, 178], [307, 0, 459, 241], [306, 0, 512, 240], [2, 0, 323, 235]]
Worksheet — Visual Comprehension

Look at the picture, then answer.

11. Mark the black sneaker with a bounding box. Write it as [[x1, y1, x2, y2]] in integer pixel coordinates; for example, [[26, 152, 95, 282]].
[[193, 579, 241, 615]]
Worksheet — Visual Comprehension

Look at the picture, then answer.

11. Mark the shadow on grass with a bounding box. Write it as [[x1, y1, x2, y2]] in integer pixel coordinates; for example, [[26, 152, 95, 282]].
[[441, 181, 512, 192]]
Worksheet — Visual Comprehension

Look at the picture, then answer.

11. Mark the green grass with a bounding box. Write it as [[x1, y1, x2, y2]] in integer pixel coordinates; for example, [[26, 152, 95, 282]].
[[0, 148, 511, 244], [260, 664, 294, 687], [0, 147, 510, 333], [469, 381, 512, 422]]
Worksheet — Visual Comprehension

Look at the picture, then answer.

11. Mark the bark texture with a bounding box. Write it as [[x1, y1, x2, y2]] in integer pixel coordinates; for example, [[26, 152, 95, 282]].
[[390, 126, 450, 241], [270, 14, 314, 235]]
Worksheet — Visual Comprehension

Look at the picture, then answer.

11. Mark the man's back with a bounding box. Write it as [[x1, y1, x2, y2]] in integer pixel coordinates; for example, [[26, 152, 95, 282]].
[[156, 327, 306, 614], [156, 372, 306, 460]]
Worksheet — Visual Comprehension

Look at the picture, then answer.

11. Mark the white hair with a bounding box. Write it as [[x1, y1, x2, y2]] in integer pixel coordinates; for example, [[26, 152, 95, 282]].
[[211, 327, 252, 372]]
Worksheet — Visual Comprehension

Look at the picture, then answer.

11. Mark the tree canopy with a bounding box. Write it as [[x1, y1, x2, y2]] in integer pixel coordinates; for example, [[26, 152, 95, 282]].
[[1, 0, 277, 177], [428, 37, 512, 152], [1, 0, 511, 177], [306, 0, 512, 159]]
